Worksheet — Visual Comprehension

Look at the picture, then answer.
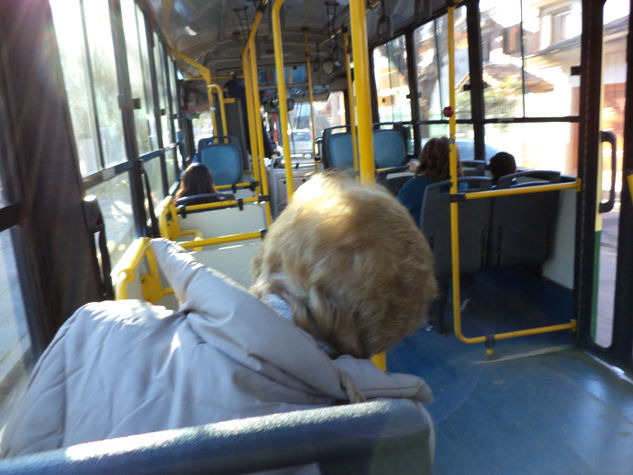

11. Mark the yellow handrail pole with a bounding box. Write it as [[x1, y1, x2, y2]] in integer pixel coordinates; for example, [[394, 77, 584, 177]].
[[208, 84, 228, 136], [171, 50, 218, 134], [465, 180, 581, 199], [247, 3, 273, 226], [349, 0, 375, 183], [178, 231, 263, 249], [349, 0, 381, 369], [241, 47, 261, 184], [304, 29, 319, 171], [343, 30, 360, 174], [272, 0, 294, 202], [628, 172, 633, 207], [446, 4, 473, 346]]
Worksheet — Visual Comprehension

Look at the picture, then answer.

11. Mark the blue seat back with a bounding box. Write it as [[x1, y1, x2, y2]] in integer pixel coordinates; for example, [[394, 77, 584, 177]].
[[488, 171, 562, 270], [322, 124, 408, 171], [198, 136, 242, 186], [326, 132, 355, 170], [420, 176, 493, 281]]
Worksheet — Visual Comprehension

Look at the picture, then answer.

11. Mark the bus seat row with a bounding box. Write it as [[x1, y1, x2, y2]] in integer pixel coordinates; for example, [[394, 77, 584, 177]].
[[421, 170, 564, 284], [321, 123, 410, 170], [0, 400, 433, 474]]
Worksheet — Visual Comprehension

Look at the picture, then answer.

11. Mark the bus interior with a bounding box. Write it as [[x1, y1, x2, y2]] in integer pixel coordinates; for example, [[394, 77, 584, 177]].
[[0, 0, 632, 473]]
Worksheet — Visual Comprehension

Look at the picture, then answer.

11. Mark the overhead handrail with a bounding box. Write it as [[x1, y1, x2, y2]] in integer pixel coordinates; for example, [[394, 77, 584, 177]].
[[272, 0, 294, 202], [342, 30, 359, 174]]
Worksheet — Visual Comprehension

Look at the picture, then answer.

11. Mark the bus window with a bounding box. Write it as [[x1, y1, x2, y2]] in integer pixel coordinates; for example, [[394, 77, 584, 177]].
[[121, 0, 157, 156], [312, 91, 346, 139], [373, 35, 411, 123], [413, 6, 469, 139], [83, 0, 128, 168]]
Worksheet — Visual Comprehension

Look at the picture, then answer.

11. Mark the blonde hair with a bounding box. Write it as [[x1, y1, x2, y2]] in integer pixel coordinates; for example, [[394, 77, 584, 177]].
[[250, 172, 437, 358]]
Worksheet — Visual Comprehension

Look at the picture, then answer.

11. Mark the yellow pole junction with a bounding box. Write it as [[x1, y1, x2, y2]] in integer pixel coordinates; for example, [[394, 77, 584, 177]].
[[272, 0, 294, 202], [171, 50, 219, 134], [246, 4, 273, 226], [445, 4, 575, 353], [349, 0, 375, 183], [343, 30, 360, 174], [303, 29, 319, 171]]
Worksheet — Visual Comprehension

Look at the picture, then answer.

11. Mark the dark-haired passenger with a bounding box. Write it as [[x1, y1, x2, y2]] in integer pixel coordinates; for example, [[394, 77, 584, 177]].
[[174, 163, 218, 204], [489, 152, 517, 186], [397, 136, 464, 225]]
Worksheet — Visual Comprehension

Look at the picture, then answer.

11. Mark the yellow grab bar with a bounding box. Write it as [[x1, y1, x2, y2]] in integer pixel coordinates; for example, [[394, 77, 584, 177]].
[[465, 180, 581, 200], [304, 28, 319, 170], [178, 231, 263, 249]]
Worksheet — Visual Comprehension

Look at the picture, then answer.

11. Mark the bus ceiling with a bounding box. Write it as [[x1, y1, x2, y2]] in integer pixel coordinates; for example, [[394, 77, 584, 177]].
[[144, 0, 456, 82]]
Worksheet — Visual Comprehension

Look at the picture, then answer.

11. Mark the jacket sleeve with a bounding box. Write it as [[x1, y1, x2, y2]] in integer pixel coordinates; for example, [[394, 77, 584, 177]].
[[0, 313, 75, 457]]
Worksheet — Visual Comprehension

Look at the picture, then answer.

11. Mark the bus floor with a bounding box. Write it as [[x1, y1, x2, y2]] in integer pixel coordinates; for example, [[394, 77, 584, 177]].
[[388, 269, 633, 475]]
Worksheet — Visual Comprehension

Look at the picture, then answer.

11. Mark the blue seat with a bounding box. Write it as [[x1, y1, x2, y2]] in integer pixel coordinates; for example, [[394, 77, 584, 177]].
[[197, 136, 243, 187], [373, 128, 407, 169], [420, 176, 493, 281], [0, 400, 433, 474], [487, 171, 562, 270], [321, 123, 409, 171]]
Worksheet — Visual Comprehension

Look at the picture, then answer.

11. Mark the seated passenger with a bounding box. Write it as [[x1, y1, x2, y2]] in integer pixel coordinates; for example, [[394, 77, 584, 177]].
[[1, 173, 438, 462], [174, 162, 218, 204], [489, 151, 517, 186], [397, 136, 464, 224]]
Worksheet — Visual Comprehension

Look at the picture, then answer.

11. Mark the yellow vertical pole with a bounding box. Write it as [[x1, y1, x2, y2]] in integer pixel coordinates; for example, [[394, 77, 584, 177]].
[[446, 3, 469, 349], [242, 48, 261, 184], [272, 0, 294, 202], [349, 0, 375, 183], [349, 0, 381, 370], [247, 3, 272, 226], [343, 30, 360, 174], [304, 28, 319, 171]]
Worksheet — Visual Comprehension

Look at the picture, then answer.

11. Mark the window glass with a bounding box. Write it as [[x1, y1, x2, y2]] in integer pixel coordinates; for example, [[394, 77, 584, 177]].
[[153, 34, 170, 148], [0, 228, 35, 432], [136, 7, 158, 151], [192, 112, 214, 151], [50, 0, 101, 176], [121, 0, 151, 155], [83, 0, 127, 167], [414, 22, 440, 125], [373, 35, 411, 123], [168, 59, 180, 139], [143, 156, 165, 206], [88, 173, 135, 265], [479, 0, 581, 118], [437, 8, 471, 119], [165, 149, 177, 191], [485, 122, 578, 174]]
